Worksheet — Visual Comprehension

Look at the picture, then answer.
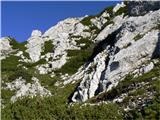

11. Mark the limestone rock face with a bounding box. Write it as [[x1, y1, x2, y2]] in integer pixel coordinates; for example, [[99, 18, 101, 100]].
[[71, 8, 160, 102], [128, 1, 160, 16], [113, 2, 126, 13], [41, 17, 91, 69], [26, 30, 44, 62], [72, 50, 108, 102], [0, 37, 12, 59], [5, 77, 51, 102], [31, 30, 42, 37]]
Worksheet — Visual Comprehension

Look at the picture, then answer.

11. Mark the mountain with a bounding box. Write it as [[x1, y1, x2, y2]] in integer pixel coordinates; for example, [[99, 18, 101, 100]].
[[1, 1, 160, 119]]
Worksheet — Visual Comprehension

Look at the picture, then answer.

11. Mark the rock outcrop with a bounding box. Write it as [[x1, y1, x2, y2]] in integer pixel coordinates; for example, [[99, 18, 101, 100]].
[[5, 77, 51, 102], [0, 37, 12, 59], [128, 1, 160, 16], [71, 7, 160, 102], [26, 30, 44, 62]]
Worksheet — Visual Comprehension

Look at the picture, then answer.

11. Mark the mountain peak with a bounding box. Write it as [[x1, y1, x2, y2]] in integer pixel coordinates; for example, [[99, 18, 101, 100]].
[[31, 30, 42, 37]]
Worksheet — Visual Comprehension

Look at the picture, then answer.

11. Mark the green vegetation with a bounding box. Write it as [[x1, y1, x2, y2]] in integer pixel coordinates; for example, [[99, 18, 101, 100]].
[[22, 59, 47, 68], [2, 97, 123, 120], [70, 35, 82, 39], [56, 37, 94, 75], [79, 2, 128, 37], [155, 23, 160, 30], [8, 68, 33, 83], [67, 49, 82, 57], [80, 16, 100, 35], [105, 6, 114, 14], [79, 1, 129, 37], [152, 23, 160, 30], [35, 74, 60, 93], [114, 3, 128, 17], [2, 2, 159, 119], [75, 38, 93, 49], [8, 37, 30, 58], [2, 81, 123, 120], [1, 54, 122, 119], [2, 56, 34, 83], [41, 40, 54, 55], [97, 6, 114, 18], [1, 55, 20, 71], [80, 16, 95, 26], [9, 37, 27, 51], [125, 79, 160, 120], [2, 54, 47, 83], [56, 49, 93, 75], [133, 34, 144, 41], [103, 20, 114, 28], [1, 89, 16, 105], [2, 60, 159, 119]]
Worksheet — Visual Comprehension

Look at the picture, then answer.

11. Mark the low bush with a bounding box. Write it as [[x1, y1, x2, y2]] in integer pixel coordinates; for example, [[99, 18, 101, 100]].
[[133, 34, 144, 41], [8, 68, 32, 83], [1, 89, 15, 105], [57, 49, 92, 75], [1, 55, 20, 71], [125, 88, 160, 120], [57, 37, 93, 75], [114, 5, 128, 16], [9, 37, 26, 51], [23, 59, 47, 68], [80, 16, 95, 26], [97, 6, 114, 17], [2, 95, 123, 120], [41, 40, 54, 55], [8, 37, 30, 58]]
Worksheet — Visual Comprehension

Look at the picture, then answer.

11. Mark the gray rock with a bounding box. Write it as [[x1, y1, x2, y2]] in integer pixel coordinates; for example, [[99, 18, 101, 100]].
[[5, 77, 52, 102], [128, 1, 160, 16], [26, 30, 44, 62], [140, 62, 154, 74], [71, 8, 160, 102], [0, 37, 12, 59]]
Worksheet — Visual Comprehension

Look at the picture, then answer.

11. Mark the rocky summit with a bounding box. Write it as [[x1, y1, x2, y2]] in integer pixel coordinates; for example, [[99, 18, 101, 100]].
[[1, 1, 160, 120]]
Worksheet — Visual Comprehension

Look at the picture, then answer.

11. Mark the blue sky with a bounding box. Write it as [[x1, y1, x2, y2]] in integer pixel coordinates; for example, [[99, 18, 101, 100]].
[[1, 1, 120, 42]]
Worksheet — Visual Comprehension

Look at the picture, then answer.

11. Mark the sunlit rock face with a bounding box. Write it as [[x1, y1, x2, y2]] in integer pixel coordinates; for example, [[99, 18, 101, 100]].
[[71, 5, 160, 102], [5, 77, 51, 102], [128, 1, 160, 16], [26, 30, 44, 62], [0, 37, 12, 59]]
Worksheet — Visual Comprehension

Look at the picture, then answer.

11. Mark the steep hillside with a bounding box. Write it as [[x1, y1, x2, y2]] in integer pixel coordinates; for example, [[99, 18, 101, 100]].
[[1, 1, 160, 120]]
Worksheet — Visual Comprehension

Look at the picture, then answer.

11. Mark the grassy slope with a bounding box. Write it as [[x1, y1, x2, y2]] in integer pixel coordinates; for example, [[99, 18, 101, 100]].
[[2, 60, 159, 120], [1, 45, 123, 119], [2, 49, 159, 120], [2, 79, 123, 120]]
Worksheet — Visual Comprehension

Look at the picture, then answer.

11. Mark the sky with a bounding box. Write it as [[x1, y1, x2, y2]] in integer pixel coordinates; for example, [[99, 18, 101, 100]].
[[1, 1, 121, 42]]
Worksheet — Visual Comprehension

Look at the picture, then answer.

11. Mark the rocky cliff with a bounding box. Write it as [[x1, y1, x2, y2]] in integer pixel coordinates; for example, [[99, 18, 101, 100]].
[[1, 1, 160, 119], [128, 0, 160, 16]]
